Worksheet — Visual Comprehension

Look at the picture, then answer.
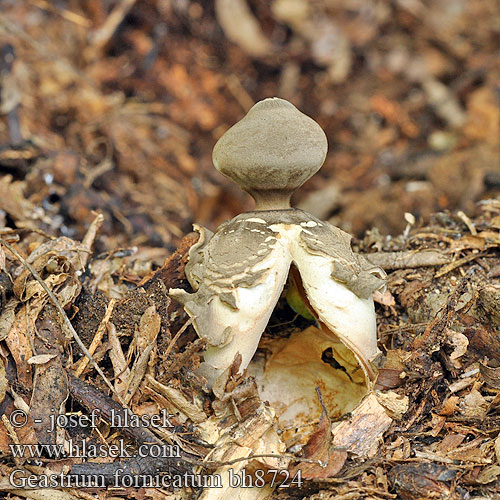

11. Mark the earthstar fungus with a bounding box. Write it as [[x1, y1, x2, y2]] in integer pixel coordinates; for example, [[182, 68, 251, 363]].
[[170, 98, 386, 389]]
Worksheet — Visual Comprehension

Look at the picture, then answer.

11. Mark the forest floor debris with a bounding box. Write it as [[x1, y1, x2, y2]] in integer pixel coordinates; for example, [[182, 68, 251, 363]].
[[1, 1, 500, 499]]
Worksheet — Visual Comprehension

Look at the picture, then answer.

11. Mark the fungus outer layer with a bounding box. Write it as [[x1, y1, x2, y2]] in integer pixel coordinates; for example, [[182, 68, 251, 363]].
[[170, 209, 385, 386]]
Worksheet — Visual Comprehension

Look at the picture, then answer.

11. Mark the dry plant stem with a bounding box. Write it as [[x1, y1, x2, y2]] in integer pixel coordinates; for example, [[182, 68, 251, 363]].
[[163, 318, 193, 360], [0, 237, 126, 407], [364, 250, 450, 270], [1, 414, 22, 466], [204, 454, 327, 468], [80, 213, 104, 266], [87, 0, 138, 55], [434, 252, 485, 278], [74, 298, 116, 376], [411, 272, 470, 351]]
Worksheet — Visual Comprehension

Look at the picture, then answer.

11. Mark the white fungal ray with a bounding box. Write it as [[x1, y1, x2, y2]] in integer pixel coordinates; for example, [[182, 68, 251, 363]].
[[170, 210, 386, 386], [287, 227, 380, 380], [170, 218, 291, 385], [198, 245, 289, 380]]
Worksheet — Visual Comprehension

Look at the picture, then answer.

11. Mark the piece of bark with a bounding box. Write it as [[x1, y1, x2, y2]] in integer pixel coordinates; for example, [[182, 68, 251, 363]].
[[28, 305, 69, 448], [147, 376, 206, 424], [389, 463, 460, 500], [332, 393, 392, 458]]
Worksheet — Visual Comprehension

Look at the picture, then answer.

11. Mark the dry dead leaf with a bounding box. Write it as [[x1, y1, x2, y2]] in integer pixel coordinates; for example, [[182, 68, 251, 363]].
[[200, 403, 285, 500], [253, 326, 368, 443], [373, 288, 396, 306], [27, 354, 58, 365], [495, 435, 500, 464], [376, 391, 409, 420], [289, 395, 347, 479]]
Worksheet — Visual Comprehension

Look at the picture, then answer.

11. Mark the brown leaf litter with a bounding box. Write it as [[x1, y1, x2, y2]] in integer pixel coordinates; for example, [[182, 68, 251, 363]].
[[0, 186, 498, 499], [1, 1, 500, 499]]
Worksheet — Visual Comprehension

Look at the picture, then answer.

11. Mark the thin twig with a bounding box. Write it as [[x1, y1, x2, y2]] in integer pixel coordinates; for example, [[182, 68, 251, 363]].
[[163, 318, 192, 360], [74, 298, 116, 376], [29, 0, 91, 27], [434, 252, 484, 278], [201, 453, 328, 468], [86, 0, 137, 56], [0, 237, 126, 407]]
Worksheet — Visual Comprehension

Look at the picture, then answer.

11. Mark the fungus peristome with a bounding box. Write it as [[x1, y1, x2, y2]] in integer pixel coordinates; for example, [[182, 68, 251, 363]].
[[170, 98, 386, 390]]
